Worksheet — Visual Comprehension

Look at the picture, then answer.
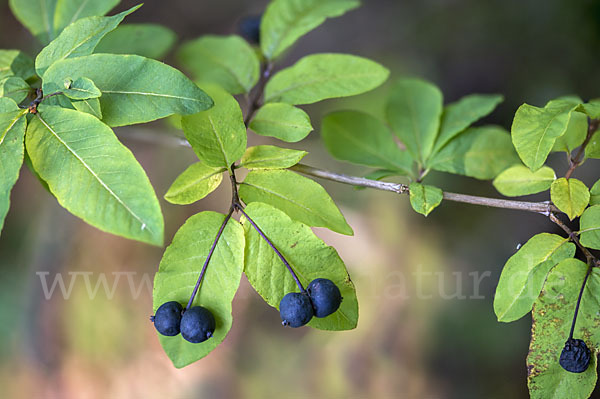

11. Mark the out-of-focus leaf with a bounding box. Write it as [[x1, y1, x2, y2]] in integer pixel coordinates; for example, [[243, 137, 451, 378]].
[[95, 24, 176, 59], [260, 0, 360, 60], [321, 110, 413, 175], [386, 78, 443, 164], [178, 35, 259, 94], [265, 54, 389, 105]]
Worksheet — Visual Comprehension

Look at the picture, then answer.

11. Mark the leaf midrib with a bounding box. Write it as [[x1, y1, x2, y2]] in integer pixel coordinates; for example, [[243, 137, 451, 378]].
[[35, 112, 154, 235]]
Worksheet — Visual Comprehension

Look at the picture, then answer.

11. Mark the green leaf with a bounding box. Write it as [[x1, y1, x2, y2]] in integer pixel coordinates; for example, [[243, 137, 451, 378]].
[[181, 85, 246, 168], [408, 182, 443, 216], [432, 94, 504, 155], [428, 125, 518, 180], [164, 163, 225, 205], [321, 110, 413, 175], [240, 145, 307, 170], [35, 5, 140, 76], [242, 202, 358, 330], [264, 53, 389, 105], [386, 78, 443, 164], [249, 103, 313, 142], [552, 111, 588, 153], [42, 54, 213, 127], [511, 101, 577, 171], [590, 180, 600, 206], [0, 101, 27, 235], [53, 0, 120, 36], [239, 169, 353, 235], [153, 211, 245, 368], [550, 178, 590, 220], [260, 0, 360, 60], [493, 165, 556, 197], [586, 131, 600, 160], [26, 105, 164, 245], [71, 97, 102, 119], [527, 259, 599, 399], [579, 99, 600, 119], [0, 50, 36, 81], [9, 0, 58, 44], [94, 23, 176, 59], [493, 233, 574, 323], [0, 76, 31, 103], [579, 205, 600, 250], [61, 77, 101, 100], [178, 35, 259, 95]]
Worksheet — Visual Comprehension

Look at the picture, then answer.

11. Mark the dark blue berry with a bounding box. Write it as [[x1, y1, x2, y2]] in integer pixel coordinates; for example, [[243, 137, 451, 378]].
[[307, 278, 342, 318], [279, 292, 313, 327], [180, 306, 216, 343], [559, 338, 591, 373], [152, 301, 183, 336], [238, 15, 261, 44]]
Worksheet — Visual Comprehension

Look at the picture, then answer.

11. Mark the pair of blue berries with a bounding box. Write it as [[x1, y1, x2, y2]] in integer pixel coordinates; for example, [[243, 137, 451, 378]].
[[151, 303, 215, 343], [279, 278, 342, 328]]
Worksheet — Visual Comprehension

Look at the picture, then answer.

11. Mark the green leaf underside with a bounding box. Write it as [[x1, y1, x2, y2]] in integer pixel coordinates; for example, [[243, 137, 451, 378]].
[[527, 259, 600, 399], [42, 54, 213, 127], [493, 165, 556, 197], [550, 178, 590, 220], [35, 5, 140, 76], [164, 162, 225, 205], [62, 76, 101, 100], [580, 205, 600, 250], [0, 101, 27, 235], [0, 76, 31, 103], [511, 101, 577, 171], [0, 50, 36, 81], [239, 169, 353, 235], [408, 182, 442, 216], [249, 103, 313, 142], [242, 202, 358, 330], [181, 85, 246, 168], [260, 0, 360, 60], [71, 97, 102, 119], [428, 125, 518, 180], [264, 53, 389, 105], [240, 145, 307, 170], [9, 0, 58, 44], [552, 111, 587, 153], [321, 110, 412, 175], [493, 233, 574, 322], [590, 180, 600, 206], [178, 35, 259, 95], [153, 211, 245, 368], [26, 105, 163, 245], [432, 93, 504, 155], [386, 78, 443, 164], [95, 24, 176, 59]]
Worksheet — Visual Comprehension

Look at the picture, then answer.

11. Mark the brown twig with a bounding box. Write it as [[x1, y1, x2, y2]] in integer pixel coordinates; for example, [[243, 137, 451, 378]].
[[565, 118, 599, 179]]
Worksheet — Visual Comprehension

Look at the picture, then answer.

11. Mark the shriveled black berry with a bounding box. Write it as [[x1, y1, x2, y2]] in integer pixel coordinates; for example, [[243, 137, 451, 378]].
[[307, 278, 342, 318], [180, 306, 216, 343], [559, 338, 591, 373], [238, 15, 261, 44], [279, 292, 313, 328], [152, 301, 183, 337]]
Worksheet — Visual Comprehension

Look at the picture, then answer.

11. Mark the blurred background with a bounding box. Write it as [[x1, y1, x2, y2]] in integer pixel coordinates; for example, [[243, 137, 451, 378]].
[[1, 0, 600, 398]]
